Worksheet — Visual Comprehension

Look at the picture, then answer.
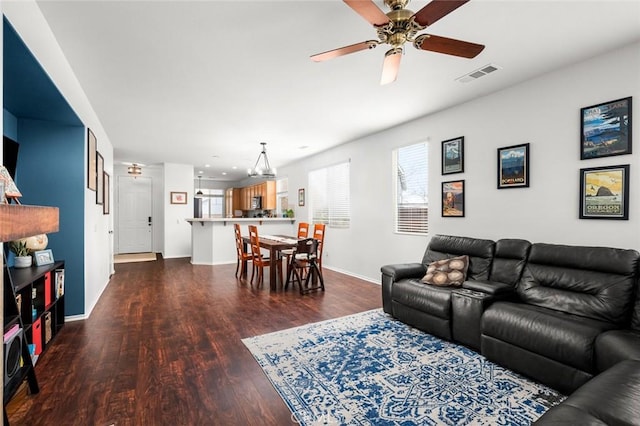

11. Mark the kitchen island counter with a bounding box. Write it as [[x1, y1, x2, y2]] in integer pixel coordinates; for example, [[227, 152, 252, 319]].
[[186, 217, 297, 265]]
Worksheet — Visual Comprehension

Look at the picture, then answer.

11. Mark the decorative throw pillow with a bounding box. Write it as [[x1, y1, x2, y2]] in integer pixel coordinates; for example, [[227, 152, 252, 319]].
[[422, 255, 469, 287]]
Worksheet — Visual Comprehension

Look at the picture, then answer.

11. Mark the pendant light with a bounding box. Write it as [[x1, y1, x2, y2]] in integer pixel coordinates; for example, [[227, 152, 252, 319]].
[[248, 142, 276, 178], [196, 175, 203, 197]]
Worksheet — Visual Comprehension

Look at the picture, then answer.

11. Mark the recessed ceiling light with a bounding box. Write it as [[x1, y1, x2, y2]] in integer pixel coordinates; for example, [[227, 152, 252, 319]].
[[232, 166, 237, 170], [205, 164, 210, 167], [222, 172, 227, 175], [198, 170, 204, 174]]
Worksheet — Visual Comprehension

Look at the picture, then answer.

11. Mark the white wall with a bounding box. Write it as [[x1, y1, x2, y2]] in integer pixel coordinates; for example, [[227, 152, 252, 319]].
[[163, 163, 194, 258], [279, 41, 640, 283], [4, 1, 114, 318]]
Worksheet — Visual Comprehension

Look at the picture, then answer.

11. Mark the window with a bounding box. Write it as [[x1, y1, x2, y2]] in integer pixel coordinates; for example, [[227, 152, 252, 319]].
[[276, 177, 289, 215], [309, 161, 350, 228], [200, 189, 225, 218], [394, 142, 428, 234]]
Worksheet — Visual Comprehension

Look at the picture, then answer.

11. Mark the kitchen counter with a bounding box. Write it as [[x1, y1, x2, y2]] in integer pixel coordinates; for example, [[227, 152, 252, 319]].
[[185, 217, 297, 265], [186, 217, 295, 226]]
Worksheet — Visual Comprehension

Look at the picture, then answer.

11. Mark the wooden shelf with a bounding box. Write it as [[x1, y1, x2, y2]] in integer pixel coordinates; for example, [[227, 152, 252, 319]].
[[0, 205, 59, 242]]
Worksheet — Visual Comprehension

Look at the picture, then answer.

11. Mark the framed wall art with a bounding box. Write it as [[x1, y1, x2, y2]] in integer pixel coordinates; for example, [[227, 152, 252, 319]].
[[87, 128, 97, 191], [171, 191, 188, 204], [580, 96, 632, 160], [96, 152, 104, 205], [298, 188, 305, 206], [579, 164, 629, 220], [497, 143, 529, 189], [442, 180, 465, 217], [442, 136, 464, 175], [103, 172, 110, 215]]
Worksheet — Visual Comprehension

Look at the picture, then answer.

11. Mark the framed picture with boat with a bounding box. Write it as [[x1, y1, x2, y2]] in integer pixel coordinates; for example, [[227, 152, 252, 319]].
[[580, 97, 632, 160]]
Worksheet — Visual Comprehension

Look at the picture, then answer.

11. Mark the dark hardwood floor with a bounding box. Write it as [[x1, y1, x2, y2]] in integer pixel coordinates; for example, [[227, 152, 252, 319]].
[[6, 257, 382, 425]]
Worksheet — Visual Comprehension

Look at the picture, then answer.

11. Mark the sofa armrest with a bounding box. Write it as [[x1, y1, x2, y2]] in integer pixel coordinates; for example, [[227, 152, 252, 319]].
[[381, 263, 426, 281], [463, 280, 515, 297], [534, 360, 640, 425], [381, 263, 426, 314], [595, 329, 640, 372]]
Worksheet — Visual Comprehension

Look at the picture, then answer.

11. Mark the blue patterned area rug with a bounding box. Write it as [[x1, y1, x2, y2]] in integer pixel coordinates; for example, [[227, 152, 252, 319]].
[[242, 309, 565, 425]]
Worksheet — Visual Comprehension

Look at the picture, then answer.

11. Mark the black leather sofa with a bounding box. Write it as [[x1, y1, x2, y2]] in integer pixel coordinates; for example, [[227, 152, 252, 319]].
[[381, 234, 640, 425]]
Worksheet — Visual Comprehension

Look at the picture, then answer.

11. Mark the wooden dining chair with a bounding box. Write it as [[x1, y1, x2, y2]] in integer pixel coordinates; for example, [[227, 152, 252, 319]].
[[285, 237, 325, 294], [312, 223, 326, 273], [281, 222, 309, 277], [234, 224, 253, 278], [248, 225, 281, 286]]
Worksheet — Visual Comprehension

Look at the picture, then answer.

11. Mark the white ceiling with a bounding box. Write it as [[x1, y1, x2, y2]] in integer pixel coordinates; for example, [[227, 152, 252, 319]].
[[35, 0, 640, 181]]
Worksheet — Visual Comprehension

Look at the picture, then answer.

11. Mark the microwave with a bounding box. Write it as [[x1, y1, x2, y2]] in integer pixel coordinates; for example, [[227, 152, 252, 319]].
[[251, 196, 262, 210]]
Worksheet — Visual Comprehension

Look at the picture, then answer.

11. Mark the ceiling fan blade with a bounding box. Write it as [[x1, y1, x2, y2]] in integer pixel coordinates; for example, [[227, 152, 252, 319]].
[[344, 0, 391, 26], [311, 40, 378, 62], [412, 0, 470, 27], [415, 34, 484, 58], [380, 48, 402, 85]]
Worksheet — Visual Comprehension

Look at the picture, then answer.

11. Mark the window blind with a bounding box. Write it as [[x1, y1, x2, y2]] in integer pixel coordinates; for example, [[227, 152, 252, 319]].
[[309, 162, 350, 228], [395, 142, 428, 234]]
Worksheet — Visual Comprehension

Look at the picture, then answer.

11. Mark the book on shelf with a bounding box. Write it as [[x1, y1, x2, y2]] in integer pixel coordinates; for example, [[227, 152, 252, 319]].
[[16, 293, 22, 315], [3, 324, 20, 342], [55, 268, 65, 299]]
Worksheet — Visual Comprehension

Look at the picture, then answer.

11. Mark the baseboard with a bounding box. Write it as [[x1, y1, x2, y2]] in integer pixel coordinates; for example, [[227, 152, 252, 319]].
[[191, 260, 235, 266], [65, 314, 88, 322], [324, 266, 380, 285]]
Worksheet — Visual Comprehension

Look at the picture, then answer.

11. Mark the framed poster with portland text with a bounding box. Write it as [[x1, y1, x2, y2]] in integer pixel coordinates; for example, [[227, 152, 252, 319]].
[[497, 143, 529, 189], [581, 97, 632, 160], [441, 137, 464, 175], [579, 164, 629, 220]]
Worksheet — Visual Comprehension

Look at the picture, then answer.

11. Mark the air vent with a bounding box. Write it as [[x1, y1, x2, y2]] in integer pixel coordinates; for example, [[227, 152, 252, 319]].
[[456, 64, 501, 83]]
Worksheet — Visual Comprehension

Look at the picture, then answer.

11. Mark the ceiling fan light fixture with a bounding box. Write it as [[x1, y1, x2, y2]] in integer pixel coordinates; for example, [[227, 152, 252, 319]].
[[312, 0, 484, 84], [248, 142, 276, 178], [381, 48, 403, 85]]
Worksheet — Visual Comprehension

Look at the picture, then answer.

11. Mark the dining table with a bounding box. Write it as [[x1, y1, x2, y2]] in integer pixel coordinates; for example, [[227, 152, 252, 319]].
[[242, 234, 299, 291]]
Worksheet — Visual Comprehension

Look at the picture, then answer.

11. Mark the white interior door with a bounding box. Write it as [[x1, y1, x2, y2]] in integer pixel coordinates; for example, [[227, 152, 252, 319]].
[[117, 176, 153, 253]]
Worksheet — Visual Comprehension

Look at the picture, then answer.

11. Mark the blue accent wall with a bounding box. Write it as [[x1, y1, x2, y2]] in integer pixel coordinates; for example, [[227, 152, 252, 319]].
[[3, 109, 18, 140], [17, 120, 85, 315], [3, 17, 87, 316]]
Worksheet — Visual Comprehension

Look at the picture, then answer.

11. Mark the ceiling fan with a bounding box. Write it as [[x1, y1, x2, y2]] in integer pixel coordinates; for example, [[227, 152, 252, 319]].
[[311, 0, 484, 85]]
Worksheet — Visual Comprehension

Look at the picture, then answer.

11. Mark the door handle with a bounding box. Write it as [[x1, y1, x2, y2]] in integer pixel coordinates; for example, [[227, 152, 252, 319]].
[[148, 216, 152, 226]]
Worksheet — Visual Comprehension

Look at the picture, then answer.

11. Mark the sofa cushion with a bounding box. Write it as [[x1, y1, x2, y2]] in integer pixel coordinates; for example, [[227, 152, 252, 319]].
[[595, 329, 640, 372], [517, 243, 640, 325], [534, 360, 640, 425], [482, 302, 616, 373], [422, 255, 469, 286], [422, 234, 494, 280], [489, 238, 531, 286], [392, 279, 453, 319]]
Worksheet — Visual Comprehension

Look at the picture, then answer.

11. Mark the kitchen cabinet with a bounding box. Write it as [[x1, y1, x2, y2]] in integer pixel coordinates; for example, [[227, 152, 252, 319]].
[[232, 181, 277, 212]]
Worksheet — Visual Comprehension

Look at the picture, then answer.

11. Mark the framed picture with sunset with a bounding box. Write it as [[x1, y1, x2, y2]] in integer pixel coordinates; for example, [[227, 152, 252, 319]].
[[579, 164, 629, 220], [442, 180, 465, 217]]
